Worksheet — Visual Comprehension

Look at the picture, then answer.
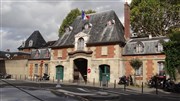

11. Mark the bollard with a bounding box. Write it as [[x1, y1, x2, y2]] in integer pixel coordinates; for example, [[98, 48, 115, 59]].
[[20, 75, 21, 80], [93, 78, 95, 86], [107, 80, 108, 87], [24, 75, 26, 80], [100, 81, 101, 87], [142, 82, 143, 94], [15, 75, 17, 80], [53, 76, 54, 83], [156, 79, 158, 95], [114, 80, 116, 89], [124, 83, 126, 91]]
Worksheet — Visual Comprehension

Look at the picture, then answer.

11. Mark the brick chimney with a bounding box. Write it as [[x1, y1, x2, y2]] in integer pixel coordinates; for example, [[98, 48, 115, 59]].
[[124, 2, 130, 39]]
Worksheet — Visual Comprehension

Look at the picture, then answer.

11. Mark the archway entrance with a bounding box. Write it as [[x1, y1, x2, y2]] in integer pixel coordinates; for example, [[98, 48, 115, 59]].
[[73, 58, 87, 82], [56, 65, 64, 80], [99, 65, 110, 81]]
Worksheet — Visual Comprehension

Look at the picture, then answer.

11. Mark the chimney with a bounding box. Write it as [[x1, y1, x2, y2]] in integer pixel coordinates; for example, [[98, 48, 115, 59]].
[[124, 2, 130, 39]]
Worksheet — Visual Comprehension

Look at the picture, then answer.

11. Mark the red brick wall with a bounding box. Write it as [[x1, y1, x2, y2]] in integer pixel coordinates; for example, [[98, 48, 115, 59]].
[[53, 49, 58, 59], [146, 60, 154, 80], [123, 55, 165, 80], [95, 45, 115, 58], [29, 63, 33, 76], [62, 49, 68, 60]]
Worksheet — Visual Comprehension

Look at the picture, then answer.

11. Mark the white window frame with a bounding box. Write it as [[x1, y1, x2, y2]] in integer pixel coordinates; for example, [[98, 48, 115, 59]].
[[34, 64, 38, 74], [101, 46, 108, 56], [136, 43, 144, 53], [157, 43, 163, 52], [135, 66, 143, 76], [157, 62, 165, 74], [77, 38, 84, 50], [58, 50, 62, 57], [29, 40, 33, 47]]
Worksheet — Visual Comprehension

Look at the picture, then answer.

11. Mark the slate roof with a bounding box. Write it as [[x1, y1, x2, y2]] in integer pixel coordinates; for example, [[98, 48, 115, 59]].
[[43, 40, 56, 47], [18, 31, 47, 49], [0, 51, 30, 59], [29, 49, 50, 60], [52, 10, 125, 48], [123, 36, 169, 55]]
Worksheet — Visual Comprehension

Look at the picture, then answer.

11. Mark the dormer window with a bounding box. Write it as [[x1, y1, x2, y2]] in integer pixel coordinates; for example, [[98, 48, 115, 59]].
[[135, 42, 144, 53], [156, 42, 163, 52], [29, 40, 33, 47], [65, 26, 73, 33], [107, 21, 112, 26], [22, 41, 25, 47], [77, 37, 84, 50], [83, 23, 92, 30], [107, 19, 115, 26]]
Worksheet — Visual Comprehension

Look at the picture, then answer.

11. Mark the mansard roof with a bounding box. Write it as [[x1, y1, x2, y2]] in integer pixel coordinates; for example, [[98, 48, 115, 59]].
[[18, 30, 46, 49], [52, 10, 125, 48], [123, 36, 169, 55]]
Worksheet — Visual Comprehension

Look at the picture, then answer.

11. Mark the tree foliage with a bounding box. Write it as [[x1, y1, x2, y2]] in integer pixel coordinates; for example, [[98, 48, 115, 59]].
[[130, 58, 143, 70], [163, 30, 180, 80], [130, 0, 180, 37], [58, 8, 96, 37]]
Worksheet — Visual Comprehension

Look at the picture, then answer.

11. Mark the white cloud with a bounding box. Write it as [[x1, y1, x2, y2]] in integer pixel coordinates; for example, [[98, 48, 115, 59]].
[[1, 0, 131, 51]]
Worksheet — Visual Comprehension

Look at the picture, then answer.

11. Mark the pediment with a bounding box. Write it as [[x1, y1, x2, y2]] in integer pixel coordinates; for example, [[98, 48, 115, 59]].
[[75, 32, 89, 38]]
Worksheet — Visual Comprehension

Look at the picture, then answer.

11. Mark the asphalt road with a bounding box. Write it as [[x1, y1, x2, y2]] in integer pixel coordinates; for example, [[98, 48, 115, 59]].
[[1, 79, 180, 101]]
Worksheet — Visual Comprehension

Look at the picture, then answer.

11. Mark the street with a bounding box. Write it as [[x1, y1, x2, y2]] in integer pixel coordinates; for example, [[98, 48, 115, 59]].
[[0, 79, 180, 101]]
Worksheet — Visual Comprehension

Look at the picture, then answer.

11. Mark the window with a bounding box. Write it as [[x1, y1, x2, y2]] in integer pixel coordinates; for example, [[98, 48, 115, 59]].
[[77, 38, 84, 50], [44, 64, 48, 74], [157, 43, 163, 52], [34, 64, 38, 74], [29, 40, 33, 47], [135, 42, 144, 53], [135, 66, 143, 76], [157, 62, 165, 74], [58, 50, 62, 57], [84, 24, 89, 29], [22, 41, 25, 47], [101, 46, 108, 55]]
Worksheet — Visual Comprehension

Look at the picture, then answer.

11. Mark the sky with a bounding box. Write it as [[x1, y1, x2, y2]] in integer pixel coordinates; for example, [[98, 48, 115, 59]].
[[0, 0, 132, 52]]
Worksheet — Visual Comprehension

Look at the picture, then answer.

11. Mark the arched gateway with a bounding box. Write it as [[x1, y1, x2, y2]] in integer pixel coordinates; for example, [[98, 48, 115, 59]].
[[73, 58, 88, 82]]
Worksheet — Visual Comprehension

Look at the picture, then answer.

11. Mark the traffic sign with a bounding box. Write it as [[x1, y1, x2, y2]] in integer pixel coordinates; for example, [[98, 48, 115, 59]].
[[87, 68, 91, 73]]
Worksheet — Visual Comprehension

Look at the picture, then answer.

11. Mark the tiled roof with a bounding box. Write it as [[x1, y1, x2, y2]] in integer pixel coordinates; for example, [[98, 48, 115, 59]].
[[123, 36, 169, 55], [18, 30, 46, 49], [52, 10, 125, 48]]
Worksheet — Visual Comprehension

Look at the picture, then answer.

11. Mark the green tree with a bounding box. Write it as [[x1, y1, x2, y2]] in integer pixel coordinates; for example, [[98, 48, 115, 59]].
[[130, 0, 179, 37], [130, 58, 143, 71], [163, 30, 180, 80], [58, 8, 96, 37]]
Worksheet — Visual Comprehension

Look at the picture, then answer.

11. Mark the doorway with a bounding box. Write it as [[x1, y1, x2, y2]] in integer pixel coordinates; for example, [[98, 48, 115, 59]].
[[56, 65, 64, 80], [73, 58, 87, 82], [99, 64, 110, 81]]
